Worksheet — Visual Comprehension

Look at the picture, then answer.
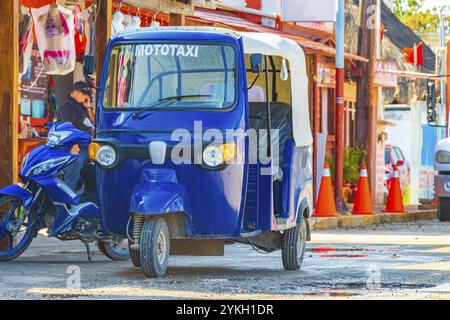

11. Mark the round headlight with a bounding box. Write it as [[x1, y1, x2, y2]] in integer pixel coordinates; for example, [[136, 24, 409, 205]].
[[96, 145, 117, 167], [203, 145, 224, 167]]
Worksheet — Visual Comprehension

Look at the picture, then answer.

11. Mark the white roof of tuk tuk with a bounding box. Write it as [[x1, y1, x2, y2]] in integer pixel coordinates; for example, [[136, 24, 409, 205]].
[[114, 27, 313, 146]]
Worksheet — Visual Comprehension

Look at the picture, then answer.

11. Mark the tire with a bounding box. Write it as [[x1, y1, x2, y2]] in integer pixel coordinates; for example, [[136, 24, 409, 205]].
[[438, 198, 450, 222], [98, 238, 130, 261], [129, 241, 141, 267], [282, 218, 307, 271], [0, 196, 36, 262], [140, 218, 170, 278]]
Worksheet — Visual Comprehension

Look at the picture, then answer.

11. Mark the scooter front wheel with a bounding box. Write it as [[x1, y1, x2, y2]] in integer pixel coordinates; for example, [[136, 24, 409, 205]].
[[0, 196, 36, 262], [140, 218, 170, 278], [98, 238, 130, 261]]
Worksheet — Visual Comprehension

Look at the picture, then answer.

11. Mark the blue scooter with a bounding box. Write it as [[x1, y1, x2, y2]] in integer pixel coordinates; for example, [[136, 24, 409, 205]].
[[0, 122, 129, 262]]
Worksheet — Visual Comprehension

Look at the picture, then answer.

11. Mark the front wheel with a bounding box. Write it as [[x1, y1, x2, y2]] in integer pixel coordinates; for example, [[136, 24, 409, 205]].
[[0, 196, 36, 261], [140, 218, 170, 278], [438, 198, 450, 222], [282, 218, 307, 271], [98, 238, 130, 261]]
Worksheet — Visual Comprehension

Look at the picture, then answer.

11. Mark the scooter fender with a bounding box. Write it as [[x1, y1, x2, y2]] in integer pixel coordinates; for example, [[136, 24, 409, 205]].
[[130, 181, 192, 219], [0, 185, 33, 208]]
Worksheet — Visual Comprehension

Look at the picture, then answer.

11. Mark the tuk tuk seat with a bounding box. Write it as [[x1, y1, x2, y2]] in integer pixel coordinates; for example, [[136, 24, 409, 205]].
[[249, 102, 292, 167]]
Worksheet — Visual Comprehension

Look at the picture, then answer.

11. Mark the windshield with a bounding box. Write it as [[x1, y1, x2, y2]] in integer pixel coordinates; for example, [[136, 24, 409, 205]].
[[103, 43, 237, 110]]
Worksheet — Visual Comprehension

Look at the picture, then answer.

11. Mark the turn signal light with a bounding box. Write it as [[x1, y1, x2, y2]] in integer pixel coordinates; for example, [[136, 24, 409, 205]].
[[88, 142, 100, 161], [221, 143, 237, 164]]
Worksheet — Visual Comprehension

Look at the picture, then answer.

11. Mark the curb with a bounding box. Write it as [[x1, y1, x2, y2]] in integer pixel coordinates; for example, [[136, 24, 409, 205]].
[[310, 210, 438, 230]]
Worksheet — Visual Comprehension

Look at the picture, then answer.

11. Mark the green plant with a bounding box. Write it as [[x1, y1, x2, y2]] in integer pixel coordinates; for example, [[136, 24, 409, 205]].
[[325, 147, 367, 185]]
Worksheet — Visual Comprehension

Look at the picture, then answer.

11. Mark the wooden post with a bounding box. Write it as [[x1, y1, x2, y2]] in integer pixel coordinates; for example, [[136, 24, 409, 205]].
[[169, 13, 186, 26], [355, 0, 374, 151], [0, 0, 19, 250], [446, 39, 450, 136], [96, 0, 112, 88]]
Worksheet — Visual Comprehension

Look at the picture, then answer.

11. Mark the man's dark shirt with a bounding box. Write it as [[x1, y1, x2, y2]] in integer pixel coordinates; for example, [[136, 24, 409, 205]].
[[58, 97, 93, 134]]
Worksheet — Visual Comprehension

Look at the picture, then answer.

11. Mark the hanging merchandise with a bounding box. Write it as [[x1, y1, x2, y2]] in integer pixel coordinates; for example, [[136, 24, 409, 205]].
[[81, 4, 96, 56], [31, 4, 76, 75], [19, 5, 34, 77], [116, 45, 134, 107], [112, 10, 126, 34], [127, 16, 141, 29], [73, 5, 87, 62]]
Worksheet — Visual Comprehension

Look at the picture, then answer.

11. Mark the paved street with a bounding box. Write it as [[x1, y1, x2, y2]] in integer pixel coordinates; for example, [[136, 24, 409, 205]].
[[3, 220, 450, 299]]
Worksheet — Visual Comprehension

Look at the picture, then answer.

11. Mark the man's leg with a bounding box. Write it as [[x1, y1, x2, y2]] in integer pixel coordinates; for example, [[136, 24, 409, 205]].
[[64, 149, 88, 191]]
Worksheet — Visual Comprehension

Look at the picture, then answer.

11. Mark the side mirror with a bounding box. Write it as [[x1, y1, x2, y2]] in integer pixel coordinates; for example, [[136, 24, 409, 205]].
[[427, 80, 437, 123], [396, 159, 404, 167], [427, 79, 447, 128], [250, 54, 263, 73]]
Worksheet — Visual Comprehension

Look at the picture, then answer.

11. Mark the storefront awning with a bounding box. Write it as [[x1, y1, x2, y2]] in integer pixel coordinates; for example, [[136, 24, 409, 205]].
[[191, 8, 369, 63]]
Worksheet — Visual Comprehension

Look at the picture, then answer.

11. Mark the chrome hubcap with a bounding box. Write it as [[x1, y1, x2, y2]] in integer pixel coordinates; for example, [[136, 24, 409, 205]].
[[157, 231, 167, 264]]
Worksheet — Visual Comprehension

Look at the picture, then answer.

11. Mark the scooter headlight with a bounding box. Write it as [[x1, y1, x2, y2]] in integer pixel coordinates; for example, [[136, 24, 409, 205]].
[[96, 145, 117, 167], [26, 156, 71, 176], [47, 130, 72, 146]]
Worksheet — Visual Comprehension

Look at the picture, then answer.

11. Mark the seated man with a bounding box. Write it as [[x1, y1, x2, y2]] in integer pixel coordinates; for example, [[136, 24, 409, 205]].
[[57, 81, 95, 191]]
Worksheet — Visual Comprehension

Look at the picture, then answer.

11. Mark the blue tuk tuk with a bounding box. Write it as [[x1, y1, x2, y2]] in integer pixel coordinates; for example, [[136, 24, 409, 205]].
[[90, 27, 313, 277]]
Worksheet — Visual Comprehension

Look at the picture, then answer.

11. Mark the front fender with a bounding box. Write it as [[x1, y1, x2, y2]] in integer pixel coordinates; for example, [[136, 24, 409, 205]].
[[0, 185, 33, 208], [130, 181, 192, 219]]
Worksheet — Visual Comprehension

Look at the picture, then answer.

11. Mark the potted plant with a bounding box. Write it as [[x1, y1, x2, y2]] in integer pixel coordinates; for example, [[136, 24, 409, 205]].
[[326, 147, 367, 203]]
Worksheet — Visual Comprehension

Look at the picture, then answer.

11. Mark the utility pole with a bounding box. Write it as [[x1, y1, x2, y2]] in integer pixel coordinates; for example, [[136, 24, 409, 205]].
[[335, 0, 345, 212], [356, 0, 378, 198]]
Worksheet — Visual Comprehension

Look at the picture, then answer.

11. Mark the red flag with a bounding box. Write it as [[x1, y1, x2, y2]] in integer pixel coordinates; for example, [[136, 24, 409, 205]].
[[402, 43, 424, 66]]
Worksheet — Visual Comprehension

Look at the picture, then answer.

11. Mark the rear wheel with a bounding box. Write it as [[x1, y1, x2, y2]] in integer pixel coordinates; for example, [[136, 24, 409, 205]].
[[97, 238, 130, 261], [129, 241, 141, 267], [0, 196, 36, 261], [282, 218, 307, 271], [140, 218, 170, 278], [438, 198, 450, 222]]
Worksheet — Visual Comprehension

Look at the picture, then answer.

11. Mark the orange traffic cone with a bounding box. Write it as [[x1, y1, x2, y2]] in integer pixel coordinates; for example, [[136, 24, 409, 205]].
[[382, 167, 406, 213], [313, 163, 340, 217], [352, 165, 375, 215]]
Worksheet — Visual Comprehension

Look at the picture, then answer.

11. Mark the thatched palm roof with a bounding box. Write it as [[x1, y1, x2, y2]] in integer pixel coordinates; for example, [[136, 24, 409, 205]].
[[380, 0, 435, 72], [350, 0, 435, 72]]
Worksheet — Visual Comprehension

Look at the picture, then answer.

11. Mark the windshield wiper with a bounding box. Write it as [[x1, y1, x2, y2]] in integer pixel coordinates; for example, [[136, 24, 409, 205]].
[[132, 100, 176, 120], [132, 94, 212, 120], [158, 94, 212, 102]]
